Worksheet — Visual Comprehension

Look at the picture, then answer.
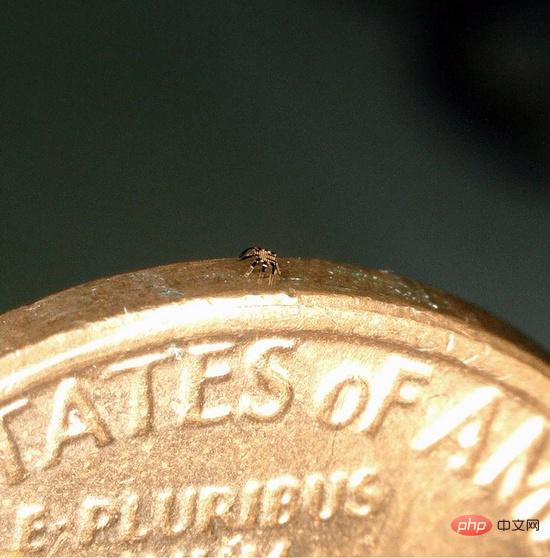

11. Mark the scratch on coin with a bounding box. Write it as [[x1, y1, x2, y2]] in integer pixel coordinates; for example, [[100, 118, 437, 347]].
[[169, 345, 185, 361], [322, 307, 339, 329], [446, 333, 456, 353], [462, 344, 490, 365], [462, 354, 480, 364], [324, 431, 337, 471]]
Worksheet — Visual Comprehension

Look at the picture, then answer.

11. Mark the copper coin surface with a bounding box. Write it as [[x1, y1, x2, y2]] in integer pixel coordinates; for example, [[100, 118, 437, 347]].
[[0, 258, 548, 557]]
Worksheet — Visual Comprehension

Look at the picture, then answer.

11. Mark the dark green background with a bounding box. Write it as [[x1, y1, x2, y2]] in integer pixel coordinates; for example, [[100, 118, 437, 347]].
[[2, 2, 549, 349]]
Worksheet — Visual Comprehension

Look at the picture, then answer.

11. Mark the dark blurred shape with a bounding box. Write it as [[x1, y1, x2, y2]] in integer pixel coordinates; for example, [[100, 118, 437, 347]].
[[417, 0, 550, 191]]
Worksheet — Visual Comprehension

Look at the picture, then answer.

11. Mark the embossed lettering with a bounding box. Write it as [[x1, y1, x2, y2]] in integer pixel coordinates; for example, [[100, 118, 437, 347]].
[[174, 342, 234, 425], [513, 469, 550, 542], [474, 416, 546, 498], [120, 493, 149, 542], [316, 355, 431, 433], [316, 367, 369, 429], [239, 339, 294, 422], [262, 475, 300, 526], [356, 355, 432, 433], [43, 378, 113, 468], [238, 480, 264, 529], [345, 468, 382, 517], [411, 386, 501, 475], [79, 496, 118, 546], [304, 471, 348, 520], [195, 486, 235, 532], [13, 503, 47, 553], [107, 358, 157, 437], [155, 487, 196, 537], [0, 398, 28, 484], [6, 467, 387, 553], [191, 537, 290, 558], [267, 538, 291, 557]]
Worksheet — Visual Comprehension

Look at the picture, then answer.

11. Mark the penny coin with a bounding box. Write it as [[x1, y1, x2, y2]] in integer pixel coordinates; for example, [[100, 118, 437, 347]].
[[0, 259, 548, 556]]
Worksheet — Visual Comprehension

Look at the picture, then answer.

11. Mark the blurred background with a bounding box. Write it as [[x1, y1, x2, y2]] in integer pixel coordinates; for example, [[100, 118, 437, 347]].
[[1, 1, 548, 349]]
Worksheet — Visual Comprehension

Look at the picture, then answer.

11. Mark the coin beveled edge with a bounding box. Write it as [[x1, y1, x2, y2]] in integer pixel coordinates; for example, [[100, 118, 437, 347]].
[[0, 290, 548, 413]]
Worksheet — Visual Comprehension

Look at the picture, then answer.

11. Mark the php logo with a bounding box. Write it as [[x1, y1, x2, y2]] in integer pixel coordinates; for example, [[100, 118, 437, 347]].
[[451, 515, 493, 536]]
